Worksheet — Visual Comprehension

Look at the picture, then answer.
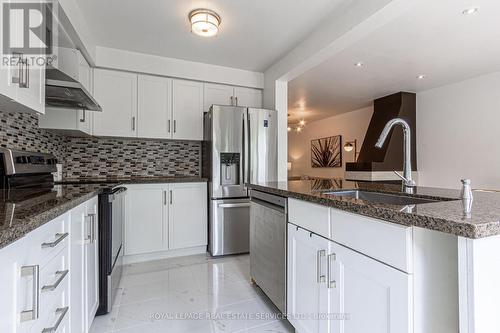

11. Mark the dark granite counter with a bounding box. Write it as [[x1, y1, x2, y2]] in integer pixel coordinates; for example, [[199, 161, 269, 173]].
[[248, 179, 500, 239], [57, 176, 208, 184], [0, 177, 207, 249]]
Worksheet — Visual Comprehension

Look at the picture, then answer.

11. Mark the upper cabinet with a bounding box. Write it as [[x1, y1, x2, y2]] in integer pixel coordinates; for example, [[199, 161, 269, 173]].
[[203, 83, 234, 110], [0, 3, 45, 114], [93, 69, 138, 138], [172, 79, 204, 140], [39, 51, 93, 135], [137, 75, 172, 139], [233, 86, 263, 109], [204, 83, 262, 111]]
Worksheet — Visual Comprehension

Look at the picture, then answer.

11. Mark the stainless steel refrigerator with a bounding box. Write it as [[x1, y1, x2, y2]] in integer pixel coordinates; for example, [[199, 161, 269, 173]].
[[203, 105, 277, 256]]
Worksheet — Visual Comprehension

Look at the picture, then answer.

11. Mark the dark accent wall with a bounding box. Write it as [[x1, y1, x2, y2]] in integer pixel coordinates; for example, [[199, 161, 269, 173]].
[[0, 111, 201, 178], [346, 92, 417, 172]]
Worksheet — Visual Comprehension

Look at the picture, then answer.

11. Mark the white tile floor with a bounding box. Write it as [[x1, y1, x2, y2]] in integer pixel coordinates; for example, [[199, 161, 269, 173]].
[[90, 254, 294, 333]]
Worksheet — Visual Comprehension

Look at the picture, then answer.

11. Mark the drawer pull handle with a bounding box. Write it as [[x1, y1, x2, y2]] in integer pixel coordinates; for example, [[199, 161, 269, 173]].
[[317, 249, 326, 283], [42, 270, 69, 292], [218, 203, 251, 208], [327, 253, 336, 289], [20, 265, 39, 322], [41, 233, 69, 248], [42, 306, 69, 333]]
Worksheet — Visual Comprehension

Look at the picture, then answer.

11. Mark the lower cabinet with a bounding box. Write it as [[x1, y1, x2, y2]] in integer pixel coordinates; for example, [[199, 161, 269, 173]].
[[287, 224, 412, 333], [70, 197, 99, 333], [124, 182, 208, 257]]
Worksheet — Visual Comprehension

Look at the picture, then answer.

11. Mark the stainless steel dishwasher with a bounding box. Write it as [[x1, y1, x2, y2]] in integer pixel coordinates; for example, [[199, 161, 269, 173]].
[[249, 189, 287, 313]]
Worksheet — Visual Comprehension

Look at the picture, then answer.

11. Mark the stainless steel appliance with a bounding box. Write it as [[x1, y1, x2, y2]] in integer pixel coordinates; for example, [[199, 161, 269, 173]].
[[96, 186, 126, 315], [203, 105, 277, 256], [45, 3, 102, 111], [249, 189, 287, 313]]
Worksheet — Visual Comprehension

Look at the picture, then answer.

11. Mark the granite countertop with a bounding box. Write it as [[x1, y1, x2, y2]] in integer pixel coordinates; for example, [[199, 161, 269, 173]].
[[57, 176, 208, 184], [248, 179, 500, 239], [0, 176, 208, 249]]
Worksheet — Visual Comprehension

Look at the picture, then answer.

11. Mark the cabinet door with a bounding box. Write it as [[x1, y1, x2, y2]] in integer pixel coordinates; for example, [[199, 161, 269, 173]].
[[234, 87, 262, 108], [138, 75, 172, 139], [93, 69, 137, 137], [203, 83, 234, 111], [70, 202, 86, 333], [287, 224, 330, 333], [172, 79, 204, 140], [77, 53, 92, 134], [328, 241, 412, 333], [85, 197, 99, 332], [125, 186, 166, 255], [168, 183, 207, 249]]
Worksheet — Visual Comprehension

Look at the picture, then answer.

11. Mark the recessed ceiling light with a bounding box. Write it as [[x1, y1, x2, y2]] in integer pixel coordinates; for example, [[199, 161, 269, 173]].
[[287, 126, 292, 132], [417, 74, 426, 79], [462, 7, 479, 15], [354, 62, 364, 67], [299, 119, 306, 126], [189, 9, 221, 37]]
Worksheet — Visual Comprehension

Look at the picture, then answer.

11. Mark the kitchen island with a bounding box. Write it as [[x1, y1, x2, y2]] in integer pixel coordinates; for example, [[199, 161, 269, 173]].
[[248, 179, 500, 333]]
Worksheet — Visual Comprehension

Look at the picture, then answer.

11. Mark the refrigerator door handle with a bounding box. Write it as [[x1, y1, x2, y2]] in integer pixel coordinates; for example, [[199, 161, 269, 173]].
[[245, 112, 250, 185], [241, 113, 245, 187]]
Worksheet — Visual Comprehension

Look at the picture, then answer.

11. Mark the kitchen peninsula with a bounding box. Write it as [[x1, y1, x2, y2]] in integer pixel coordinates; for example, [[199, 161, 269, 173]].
[[248, 178, 500, 333]]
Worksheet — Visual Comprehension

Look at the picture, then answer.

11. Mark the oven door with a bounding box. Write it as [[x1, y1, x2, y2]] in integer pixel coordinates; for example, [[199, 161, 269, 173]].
[[110, 187, 126, 271]]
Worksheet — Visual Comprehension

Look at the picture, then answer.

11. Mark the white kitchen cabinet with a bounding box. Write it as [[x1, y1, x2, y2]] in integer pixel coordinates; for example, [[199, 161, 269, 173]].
[[0, 0, 45, 115], [125, 185, 166, 255], [168, 182, 208, 249], [328, 240, 411, 333], [203, 83, 234, 111], [172, 79, 204, 140], [233, 87, 262, 108], [287, 224, 329, 333], [39, 50, 93, 135], [203, 83, 263, 111], [84, 197, 99, 332], [137, 75, 172, 139], [287, 222, 411, 333], [70, 197, 99, 333], [124, 182, 207, 258], [93, 69, 138, 137]]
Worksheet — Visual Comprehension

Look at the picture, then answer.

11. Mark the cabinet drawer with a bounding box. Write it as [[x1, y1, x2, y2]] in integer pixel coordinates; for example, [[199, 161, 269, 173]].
[[330, 208, 412, 273], [27, 213, 70, 266], [39, 248, 69, 320], [288, 198, 330, 239]]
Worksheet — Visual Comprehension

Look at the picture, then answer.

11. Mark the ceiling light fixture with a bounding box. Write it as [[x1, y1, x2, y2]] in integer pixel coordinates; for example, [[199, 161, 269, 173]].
[[417, 74, 426, 79], [299, 119, 306, 126], [287, 126, 292, 132], [189, 9, 221, 37], [354, 62, 364, 67], [462, 7, 479, 15]]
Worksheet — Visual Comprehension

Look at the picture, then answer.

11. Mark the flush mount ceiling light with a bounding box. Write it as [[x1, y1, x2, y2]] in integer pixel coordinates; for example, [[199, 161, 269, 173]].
[[462, 7, 479, 15], [354, 62, 364, 67], [189, 9, 221, 37], [417, 74, 426, 79]]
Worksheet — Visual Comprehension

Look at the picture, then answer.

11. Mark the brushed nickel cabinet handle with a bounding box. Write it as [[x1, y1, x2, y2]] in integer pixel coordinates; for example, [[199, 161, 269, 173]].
[[235, 96, 238, 106], [230, 96, 234, 105], [317, 249, 326, 283], [168, 120, 171, 133], [132, 117, 136, 131], [163, 190, 167, 206], [42, 270, 69, 292], [42, 307, 69, 333], [173, 120, 176, 133], [41, 233, 68, 248], [80, 110, 86, 123], [169, 190, 173, 205], [327, 253, 336, 288], [20, 265, 40, 322]]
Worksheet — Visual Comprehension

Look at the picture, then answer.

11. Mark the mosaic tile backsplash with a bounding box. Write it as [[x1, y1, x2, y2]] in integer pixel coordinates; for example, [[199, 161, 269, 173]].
[[0, 112, 201, 178]]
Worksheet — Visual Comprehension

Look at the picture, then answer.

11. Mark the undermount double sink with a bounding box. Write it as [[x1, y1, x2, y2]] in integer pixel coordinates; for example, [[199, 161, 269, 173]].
[[323, 190, 447, 206]]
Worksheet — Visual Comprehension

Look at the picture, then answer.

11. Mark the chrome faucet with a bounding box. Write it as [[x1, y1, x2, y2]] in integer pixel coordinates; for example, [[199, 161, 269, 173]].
[[375, 118, 416, 187]]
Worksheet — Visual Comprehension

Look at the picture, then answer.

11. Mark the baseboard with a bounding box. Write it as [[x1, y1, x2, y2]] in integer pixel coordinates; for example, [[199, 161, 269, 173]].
[[123, 245, 207, 264]]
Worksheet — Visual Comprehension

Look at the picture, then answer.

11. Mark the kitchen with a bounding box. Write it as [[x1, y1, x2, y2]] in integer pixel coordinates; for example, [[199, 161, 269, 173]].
[[1, 1, 500, 333]]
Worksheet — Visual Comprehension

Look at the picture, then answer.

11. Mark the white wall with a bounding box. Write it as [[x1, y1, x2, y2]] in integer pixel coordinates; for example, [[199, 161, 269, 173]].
[[417, 70, 500, 190], [288, 106, 373, 178]]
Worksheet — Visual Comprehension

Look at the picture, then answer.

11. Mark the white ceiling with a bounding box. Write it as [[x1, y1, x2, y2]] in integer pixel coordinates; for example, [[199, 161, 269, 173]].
[[76, 0, 346, 72], [288, 0, 500, 124]]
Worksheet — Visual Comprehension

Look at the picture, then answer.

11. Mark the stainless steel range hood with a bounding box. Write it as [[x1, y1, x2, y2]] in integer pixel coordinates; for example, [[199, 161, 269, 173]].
[[45, 2, 101, 112], [46, 62, 101, 111]]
